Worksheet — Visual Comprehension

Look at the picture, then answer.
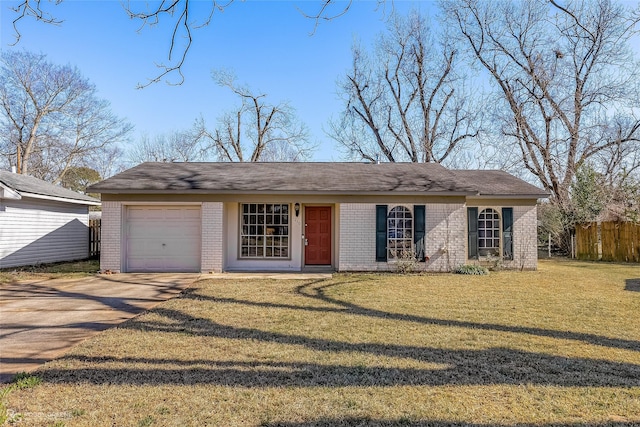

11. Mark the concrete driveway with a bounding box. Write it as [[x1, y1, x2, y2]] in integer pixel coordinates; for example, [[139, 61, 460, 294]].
[[0, 273, 199, 383]]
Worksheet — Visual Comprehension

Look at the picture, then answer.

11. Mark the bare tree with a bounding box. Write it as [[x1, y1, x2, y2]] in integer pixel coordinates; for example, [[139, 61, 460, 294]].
[[8, 1, 381, 86], [90, 144, 126, 181], [330, 10, 482, 165], [128, 127, 210, 165], [0, 50, 132, 183], [197, 71, 314, 162], [442, 0, 640, 206]]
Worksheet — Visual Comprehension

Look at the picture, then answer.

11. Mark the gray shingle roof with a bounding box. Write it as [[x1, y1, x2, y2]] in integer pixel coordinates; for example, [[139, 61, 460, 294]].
[[0, 171, 100, 204], [452, 170, 550, 197], [88, 162, 548, 198]]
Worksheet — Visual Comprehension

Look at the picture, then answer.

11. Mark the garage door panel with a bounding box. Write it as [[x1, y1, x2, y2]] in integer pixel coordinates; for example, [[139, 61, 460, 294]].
[[125, 206, 201, 272], [128, 225, 200, 239]]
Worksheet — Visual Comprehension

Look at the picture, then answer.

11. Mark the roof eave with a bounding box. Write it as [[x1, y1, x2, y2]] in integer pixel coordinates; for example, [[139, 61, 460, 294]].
[[89, 189, 477, 197], [469, 193, 550, 199], [0, 183, 21, 200], [20, 191, 101, 206]]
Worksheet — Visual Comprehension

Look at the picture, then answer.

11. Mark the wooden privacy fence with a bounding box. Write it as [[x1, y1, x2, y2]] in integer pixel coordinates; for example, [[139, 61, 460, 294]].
[[89, 219, 101, 257], [576, 222, 639, 262]]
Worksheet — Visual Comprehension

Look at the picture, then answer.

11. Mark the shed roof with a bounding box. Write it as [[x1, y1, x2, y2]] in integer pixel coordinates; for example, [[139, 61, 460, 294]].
[[89, 162, 548, 198], [0, 171, 100, 205]]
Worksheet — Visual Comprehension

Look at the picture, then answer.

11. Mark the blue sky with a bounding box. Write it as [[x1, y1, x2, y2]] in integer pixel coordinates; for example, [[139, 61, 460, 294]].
[[0, 0, 430, 162]]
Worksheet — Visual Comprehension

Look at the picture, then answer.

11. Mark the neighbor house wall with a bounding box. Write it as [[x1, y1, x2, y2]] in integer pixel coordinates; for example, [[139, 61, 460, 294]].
[[0, 197, 90, 268]]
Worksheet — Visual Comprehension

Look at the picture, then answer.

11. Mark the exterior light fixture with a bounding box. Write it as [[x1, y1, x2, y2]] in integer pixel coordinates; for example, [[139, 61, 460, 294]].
[[294, 203, 300, 217]]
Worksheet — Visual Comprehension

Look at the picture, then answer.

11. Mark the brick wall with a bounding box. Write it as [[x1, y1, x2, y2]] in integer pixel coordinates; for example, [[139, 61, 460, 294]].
[[201, 202, 223, 272], [338, 203, 467, 272], [467, 204, 539, 270], [424, 203, 467, 272], [337, 202, 537, 272], [338, 203, 381, 271], [100, 201, 121, 273], [509, 205, 538, 270]]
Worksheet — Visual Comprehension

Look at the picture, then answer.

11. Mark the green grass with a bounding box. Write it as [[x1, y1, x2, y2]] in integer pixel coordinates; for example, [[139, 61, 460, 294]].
[[0, 259, 99, 284], [3, 259, 640, 426]]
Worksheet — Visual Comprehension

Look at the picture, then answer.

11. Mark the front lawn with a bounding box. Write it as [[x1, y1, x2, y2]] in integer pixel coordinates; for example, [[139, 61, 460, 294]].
[[4, 260, 640, 426], [0, 259, 99, 284]]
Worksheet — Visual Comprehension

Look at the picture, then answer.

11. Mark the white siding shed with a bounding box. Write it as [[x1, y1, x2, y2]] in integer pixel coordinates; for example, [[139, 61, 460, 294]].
[[0, 171, 100, 269]]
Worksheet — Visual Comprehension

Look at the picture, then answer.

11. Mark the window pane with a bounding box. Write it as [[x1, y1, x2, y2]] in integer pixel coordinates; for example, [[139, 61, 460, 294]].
[[240, 203, 290, 259], [387, 206, 413, 260], [477, 208, 501, 252]]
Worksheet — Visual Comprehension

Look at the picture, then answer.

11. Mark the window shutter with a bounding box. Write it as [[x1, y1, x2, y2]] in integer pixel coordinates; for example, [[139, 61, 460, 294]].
[[502, 207, 513, 260], [413, 205, 426, 262], [467, 207, 478, 259], [376, 205, 388, 262]]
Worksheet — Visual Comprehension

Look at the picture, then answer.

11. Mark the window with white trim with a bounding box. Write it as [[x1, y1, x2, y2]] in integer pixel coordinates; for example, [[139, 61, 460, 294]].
[[387, 206, 413, 259], [240, 203, 289, 258], [478, 208, 500, 257]]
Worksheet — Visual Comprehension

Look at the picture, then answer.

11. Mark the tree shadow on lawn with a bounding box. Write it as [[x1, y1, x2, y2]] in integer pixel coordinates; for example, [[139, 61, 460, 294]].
[[625, 279, 640, 292], [261, 419, 640, 427], [178, 279, 640, 353], [41, 305, 640, 387]]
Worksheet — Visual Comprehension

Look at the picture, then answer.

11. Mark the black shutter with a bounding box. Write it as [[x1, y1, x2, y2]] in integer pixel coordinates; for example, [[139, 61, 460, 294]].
[[502, 207, 513, 260], [468, 207, 478, 259], [376, 205, 388, 262], [413, 205, 426, 262]]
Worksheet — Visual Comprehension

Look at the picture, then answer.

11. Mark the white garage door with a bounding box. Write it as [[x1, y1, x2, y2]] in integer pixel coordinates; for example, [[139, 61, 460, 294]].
[[125, 206, 201, 272]]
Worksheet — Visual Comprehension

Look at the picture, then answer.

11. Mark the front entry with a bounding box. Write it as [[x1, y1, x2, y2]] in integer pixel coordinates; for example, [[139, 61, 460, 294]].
[[304, 206, 332, 265]]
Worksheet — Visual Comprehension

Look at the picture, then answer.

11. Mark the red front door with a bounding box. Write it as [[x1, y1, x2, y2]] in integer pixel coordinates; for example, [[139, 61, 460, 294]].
[[305, 206, 332, 265]]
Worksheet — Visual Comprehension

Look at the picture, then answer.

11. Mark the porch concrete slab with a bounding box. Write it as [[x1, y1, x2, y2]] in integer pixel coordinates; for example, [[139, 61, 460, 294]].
[[202, 272, 333, 280], [0, 273, 199, 383]]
